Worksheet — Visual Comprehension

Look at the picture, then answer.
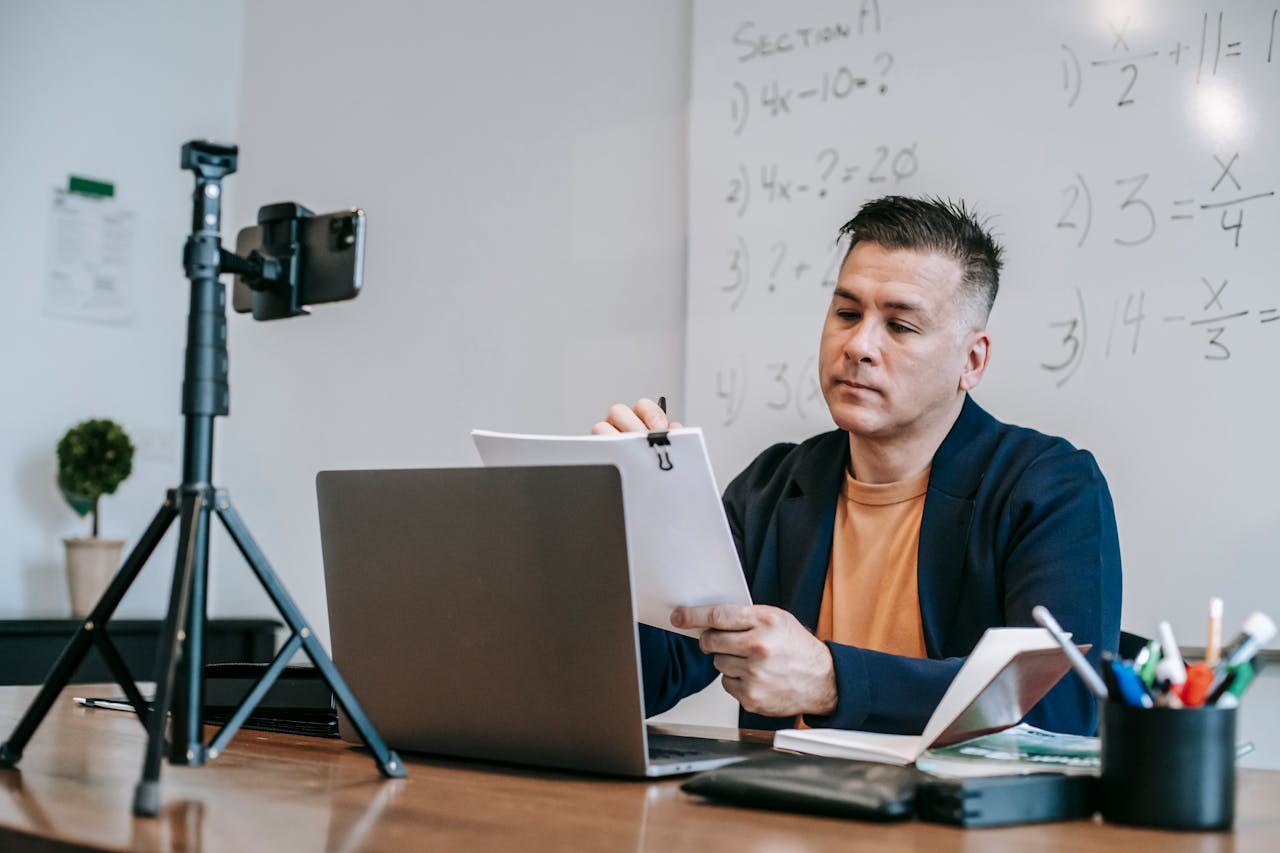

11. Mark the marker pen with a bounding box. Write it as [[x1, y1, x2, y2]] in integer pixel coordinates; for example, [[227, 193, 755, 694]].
[[1137, 639, 1161, 688], [1227, 661, 1257, 700], [1108, 659, 1153, 708], [1205, 597, 1224, 667], [1157, 621, 1187, 685], [1181, 663, 1214, 708], [1206, 668, 1239, 705], [1220, 611, 1276, 671]]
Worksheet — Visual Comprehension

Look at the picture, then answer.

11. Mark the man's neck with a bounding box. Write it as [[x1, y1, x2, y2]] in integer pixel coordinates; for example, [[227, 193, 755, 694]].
[[846, 396, 966, 484]]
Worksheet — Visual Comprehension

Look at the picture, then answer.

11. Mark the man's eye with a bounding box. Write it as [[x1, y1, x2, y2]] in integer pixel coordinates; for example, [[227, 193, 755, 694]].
[[836, 310, 860, 321], [888, 321, 916, 333]]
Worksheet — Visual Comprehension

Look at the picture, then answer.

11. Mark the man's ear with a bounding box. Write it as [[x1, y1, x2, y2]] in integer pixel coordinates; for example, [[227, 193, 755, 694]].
[[959, 331, 991, 392]]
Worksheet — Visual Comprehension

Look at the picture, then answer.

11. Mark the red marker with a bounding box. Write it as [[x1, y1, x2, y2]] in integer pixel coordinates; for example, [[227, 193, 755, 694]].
[[1182, 663, 1214, 708]]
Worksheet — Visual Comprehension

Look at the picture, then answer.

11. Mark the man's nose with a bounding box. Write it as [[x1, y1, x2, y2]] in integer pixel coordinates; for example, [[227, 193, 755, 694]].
[[844, 321, 880, 363]]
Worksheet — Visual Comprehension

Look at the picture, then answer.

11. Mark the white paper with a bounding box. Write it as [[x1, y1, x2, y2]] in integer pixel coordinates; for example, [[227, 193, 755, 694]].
[[43, 188, 136, 324], [471, 428, 752, 638]]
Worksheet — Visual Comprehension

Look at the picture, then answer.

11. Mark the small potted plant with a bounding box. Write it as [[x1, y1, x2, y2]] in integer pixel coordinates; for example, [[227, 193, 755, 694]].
[[57, 418, 135, 617]]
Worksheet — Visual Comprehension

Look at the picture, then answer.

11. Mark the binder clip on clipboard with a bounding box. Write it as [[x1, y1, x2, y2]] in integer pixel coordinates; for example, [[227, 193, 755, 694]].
[[648, 430, 673, 470]]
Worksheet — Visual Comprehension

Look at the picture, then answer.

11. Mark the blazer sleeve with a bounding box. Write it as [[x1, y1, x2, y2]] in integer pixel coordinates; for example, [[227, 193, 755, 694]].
[[637, 625, 718, 717], [806, 447, 1121, 735], [1000, 447, 1121, 734], [803, 646, 965, 733]]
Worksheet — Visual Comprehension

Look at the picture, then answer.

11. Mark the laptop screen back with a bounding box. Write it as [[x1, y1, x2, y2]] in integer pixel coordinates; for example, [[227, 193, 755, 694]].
[[316, 465, 650, 775]]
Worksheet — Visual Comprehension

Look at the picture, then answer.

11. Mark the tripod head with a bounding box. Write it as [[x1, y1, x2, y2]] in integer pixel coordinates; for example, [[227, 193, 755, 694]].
[[181, 140, 238, 181]]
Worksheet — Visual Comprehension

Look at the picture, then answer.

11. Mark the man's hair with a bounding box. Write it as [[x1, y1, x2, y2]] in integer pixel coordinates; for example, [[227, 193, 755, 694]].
[[837, 195, 1004, 330]]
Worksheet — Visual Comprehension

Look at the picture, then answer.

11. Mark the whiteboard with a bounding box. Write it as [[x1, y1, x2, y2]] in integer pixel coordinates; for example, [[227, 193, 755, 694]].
[[685, 0, 1280, 646]]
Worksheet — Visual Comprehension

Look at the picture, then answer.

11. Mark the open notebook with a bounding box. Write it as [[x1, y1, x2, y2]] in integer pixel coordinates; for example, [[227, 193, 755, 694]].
[[774, 627, 1084, 765]]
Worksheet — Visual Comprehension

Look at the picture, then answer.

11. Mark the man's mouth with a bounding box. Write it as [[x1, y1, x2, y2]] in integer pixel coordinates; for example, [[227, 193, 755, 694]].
[[837, 379, 878, 394]]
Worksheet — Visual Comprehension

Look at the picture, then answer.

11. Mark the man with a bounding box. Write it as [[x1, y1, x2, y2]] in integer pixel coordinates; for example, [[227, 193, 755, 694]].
[[594, 196, 1121, 736]]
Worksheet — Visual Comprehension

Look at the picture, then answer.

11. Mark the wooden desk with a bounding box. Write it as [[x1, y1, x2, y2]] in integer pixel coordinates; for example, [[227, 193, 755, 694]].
[[0, 685, 1275, 852]]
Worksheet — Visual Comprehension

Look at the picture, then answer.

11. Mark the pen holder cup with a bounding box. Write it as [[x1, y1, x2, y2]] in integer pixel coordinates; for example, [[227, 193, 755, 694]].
[[1099, 701, 1236, 831]]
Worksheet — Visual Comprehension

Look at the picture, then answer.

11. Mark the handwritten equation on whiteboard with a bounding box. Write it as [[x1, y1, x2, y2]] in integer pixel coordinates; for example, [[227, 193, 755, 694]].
[[726, 144, 919, 218], [712, 354, 827, 429], [728, 7, 890, 135], [1056, 153, 1276, 250], [1041, 277, 1280, 388], [1060, 10, 1279, 109]]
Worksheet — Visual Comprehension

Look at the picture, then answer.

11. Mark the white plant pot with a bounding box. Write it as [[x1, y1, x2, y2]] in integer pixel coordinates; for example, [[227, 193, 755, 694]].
[[63, 537, 124, 618]]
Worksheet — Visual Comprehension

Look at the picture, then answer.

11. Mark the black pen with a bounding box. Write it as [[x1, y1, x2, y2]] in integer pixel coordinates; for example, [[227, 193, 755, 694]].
[[658, 396, 667, 415]]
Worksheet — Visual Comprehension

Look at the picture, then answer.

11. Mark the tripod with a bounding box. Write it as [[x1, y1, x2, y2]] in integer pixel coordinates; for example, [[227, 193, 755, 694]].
[[0, 141, 404, 817]]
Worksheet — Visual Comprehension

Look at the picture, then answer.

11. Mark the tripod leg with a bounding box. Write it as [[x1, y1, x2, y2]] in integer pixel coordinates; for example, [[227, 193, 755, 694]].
[[133, 489, 204, 817], [168, 488, 213, 768], [0, 496, 178, 768], [215, 493, 405, 778]]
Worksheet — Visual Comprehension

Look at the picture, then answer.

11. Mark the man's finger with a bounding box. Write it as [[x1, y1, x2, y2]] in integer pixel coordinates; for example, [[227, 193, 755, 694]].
[[633, 398, 670, 430], [711, 653, 749, 678], [605, 403, 648, 433], [700, 628, 751, 657], [673, 603, 758, 631], [720, 674, 745, 703], [591, 421, 620, 435]]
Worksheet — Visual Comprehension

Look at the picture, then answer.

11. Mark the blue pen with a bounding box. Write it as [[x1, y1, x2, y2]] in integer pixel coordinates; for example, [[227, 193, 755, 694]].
[[1109, 659, 1154, 708]]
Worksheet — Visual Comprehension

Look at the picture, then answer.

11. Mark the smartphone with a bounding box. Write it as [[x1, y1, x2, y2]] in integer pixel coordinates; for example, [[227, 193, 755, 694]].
[[232, 208, 365, 319]]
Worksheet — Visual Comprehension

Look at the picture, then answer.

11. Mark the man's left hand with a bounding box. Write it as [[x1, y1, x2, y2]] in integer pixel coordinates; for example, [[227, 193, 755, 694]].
[[671, 604, 837, 718]]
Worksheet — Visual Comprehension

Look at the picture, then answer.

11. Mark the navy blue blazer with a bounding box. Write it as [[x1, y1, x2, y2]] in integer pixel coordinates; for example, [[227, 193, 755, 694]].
[[639, 395, 1122, 736]]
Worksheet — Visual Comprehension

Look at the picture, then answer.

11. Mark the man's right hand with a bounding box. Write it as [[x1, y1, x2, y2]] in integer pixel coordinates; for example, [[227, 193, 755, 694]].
[[591, 398, 683, 434]]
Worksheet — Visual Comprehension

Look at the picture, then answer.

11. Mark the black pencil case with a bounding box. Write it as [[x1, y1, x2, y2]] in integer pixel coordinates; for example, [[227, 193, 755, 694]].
[[681, 753, 927, 821]]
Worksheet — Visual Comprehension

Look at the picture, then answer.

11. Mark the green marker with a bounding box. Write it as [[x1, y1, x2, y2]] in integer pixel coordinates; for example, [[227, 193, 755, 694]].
[[1228, 661, 1256, 699], [1138, 639, 1161, 688]]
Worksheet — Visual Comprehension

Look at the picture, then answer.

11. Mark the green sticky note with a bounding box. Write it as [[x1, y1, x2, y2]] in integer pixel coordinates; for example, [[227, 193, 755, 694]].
[[68, 175, 114, 198]]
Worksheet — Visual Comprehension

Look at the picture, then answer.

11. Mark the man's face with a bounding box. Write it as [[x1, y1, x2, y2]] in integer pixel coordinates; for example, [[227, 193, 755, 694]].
[[818, 241, 989, 445]]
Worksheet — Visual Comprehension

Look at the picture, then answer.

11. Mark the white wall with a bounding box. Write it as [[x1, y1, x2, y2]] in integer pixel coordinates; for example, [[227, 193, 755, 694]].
[[214, 1, 691, 643], [0, 1, 245, 618]]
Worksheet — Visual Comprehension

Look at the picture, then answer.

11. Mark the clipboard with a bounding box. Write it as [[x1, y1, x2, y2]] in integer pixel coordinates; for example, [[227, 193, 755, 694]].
[[471, 427, 752, 637]]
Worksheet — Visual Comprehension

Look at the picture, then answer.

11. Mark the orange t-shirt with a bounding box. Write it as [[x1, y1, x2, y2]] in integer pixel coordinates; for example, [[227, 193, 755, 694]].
[[814, 465, 930, 659]]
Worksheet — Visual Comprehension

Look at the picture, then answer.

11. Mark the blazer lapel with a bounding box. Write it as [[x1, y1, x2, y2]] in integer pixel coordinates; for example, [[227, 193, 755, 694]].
[[917, 396, 995, 655], [775, 432, 847, 630], [917, 490, 974, 654]]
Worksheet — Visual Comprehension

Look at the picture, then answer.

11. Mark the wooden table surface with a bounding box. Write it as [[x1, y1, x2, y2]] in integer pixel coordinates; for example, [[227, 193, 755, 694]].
[[0, 684, 1276, 852]]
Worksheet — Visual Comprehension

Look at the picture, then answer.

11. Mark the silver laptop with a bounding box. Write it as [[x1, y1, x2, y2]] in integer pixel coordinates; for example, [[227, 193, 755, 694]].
[[316, 464, 763, 777]]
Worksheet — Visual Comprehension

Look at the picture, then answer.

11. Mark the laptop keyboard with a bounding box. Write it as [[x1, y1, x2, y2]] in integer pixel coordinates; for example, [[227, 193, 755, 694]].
[[647, 733, 751, 762], [649, 746, 709, 760]]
